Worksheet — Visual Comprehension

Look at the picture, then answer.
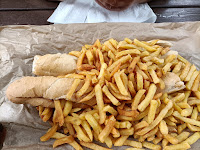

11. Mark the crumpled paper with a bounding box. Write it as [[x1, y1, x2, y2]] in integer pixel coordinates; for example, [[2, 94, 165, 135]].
[[47, 0, 157, 24], [0, 22, 200, 149]]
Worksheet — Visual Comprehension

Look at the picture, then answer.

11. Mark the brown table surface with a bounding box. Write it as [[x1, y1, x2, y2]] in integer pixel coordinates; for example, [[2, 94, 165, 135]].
[[0, 0, 200, 25]]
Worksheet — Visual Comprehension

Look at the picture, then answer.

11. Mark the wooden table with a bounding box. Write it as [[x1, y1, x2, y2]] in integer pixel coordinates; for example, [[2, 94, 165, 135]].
[[0, 0, 200, 25]]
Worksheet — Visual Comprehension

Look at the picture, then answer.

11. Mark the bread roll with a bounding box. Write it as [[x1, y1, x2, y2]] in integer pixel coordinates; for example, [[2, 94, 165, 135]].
[[6, 76, 86, 105], [32, 53, 77, 76]]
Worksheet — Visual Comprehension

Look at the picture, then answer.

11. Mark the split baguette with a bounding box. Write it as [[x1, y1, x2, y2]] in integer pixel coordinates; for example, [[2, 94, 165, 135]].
[[32, 53, 77, 76], [6, 76, 97, 107]]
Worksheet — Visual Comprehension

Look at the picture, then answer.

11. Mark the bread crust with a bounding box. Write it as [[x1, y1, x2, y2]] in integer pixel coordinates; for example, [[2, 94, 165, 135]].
[[32, 53, 77, 76], [6, 76, 86, 105]]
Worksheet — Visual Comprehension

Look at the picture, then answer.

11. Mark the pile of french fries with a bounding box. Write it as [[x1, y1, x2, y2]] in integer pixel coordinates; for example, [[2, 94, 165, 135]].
[[37, 38, 200, 150]]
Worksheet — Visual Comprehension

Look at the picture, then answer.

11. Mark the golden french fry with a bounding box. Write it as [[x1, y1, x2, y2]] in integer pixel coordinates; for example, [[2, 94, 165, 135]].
[[102, 85, 121, 106], [159, 120, 168, 135], [127, 81, 136, 97], [165, 54, 176, 64], [65, 123, 75, 136], [51, 132, 67, 139], [69, 141, 83, 150], [136, 101, 173, 135], [110, 62, 121, 78], [148, 100, 158, 124], [191, 107, 198, 120], [42, 109, 53, 122], [65, 116, 82, 126], [142, 141, 161, 150], [124, 139, 143, 148], [186, 70, 199, 90], [103, 105, 118, 116], [69, 51, 81, 57], [180, 62, 191, 81], [148, 69, 160, 84], [116, 49, 141, 58], [108, 50, 116, 61], [125, 148, 144, 150], [95, 84, 106, 124], [114, 135, 129, 146], [137, 62, 148, 70], [86, 50, 94, 65], [142, 126, 158, 140], [104, 40, 117, 54], [172, 93, 185, 102], [184, 64, 196, 81], [66, 79, 81, 100], [192, 74, 200, 91], [99, 115, 116, 142], [164, 142, 190, 150], [77, 49, 86, 67], [40, 123, 58, 141], [136, 72, 143, 91], [163, 134, 178, 145], [119, 127, 134, 136], [181, 107, 193, 117], [114, 72, 129, 96], [63, 101, 72, 117], [134, 39, 157, 52], [53, 135, 74, 148], [162, 63, 172, 75], [128, 56, 140, 73], [134, 121, 149, 131], [39, 106, 44, 117], [76, 75, 91, 98], [182, 132, 200, 145], [151, 57, 164, 65], [80, 141, 111, 150], [173, 111, 200, 127], [187, 123, 200, 132], [85, 113, 102, 135], [53, 100, 64, 126], [73, 124, 90, 142], [108, 54, 131, 72], [132, 89, 146, 110], [138, 84, 157, 112]]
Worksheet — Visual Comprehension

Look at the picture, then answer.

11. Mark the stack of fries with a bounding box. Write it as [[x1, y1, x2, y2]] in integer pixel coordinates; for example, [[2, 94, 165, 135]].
[[37, 38, 200, 150]]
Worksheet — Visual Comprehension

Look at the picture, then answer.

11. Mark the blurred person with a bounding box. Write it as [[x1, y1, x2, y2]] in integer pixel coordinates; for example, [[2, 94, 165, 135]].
[[96, 0, 151, 10]]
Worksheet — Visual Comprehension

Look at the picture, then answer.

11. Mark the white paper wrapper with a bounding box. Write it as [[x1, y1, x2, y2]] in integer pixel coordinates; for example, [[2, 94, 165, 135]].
[[47, 0, 157, 23], [1, 22, 200, 149]]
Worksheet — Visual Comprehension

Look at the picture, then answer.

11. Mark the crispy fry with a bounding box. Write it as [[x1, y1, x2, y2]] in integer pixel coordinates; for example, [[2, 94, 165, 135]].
[[136, 72, 143, 91], [108, 54, 131, 72], [40, 123, 58, 141], [186, 70, 199, 90], [76, 75, 91, 97], [63, 101, 72, 117], [80, 141, 111, 150], [99, 116, 116, 142], [136, 101, 173, 135], [180, 62, 191, 81], [173, 111, 200, 127], [128, 56, 140, 73], [53, 100, 64, 126], [53, 135, 74, 148], [142, 141, 161, 150], [138, 84, 157, 112], [182, 132, 200, 145], [134, 39, 157, 52], [114, 72, 129, 96], [148, 69, 160, 84], [132, 89, 146, 110], [148, 100, 158, 124], [164, 142, 190, 150]]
